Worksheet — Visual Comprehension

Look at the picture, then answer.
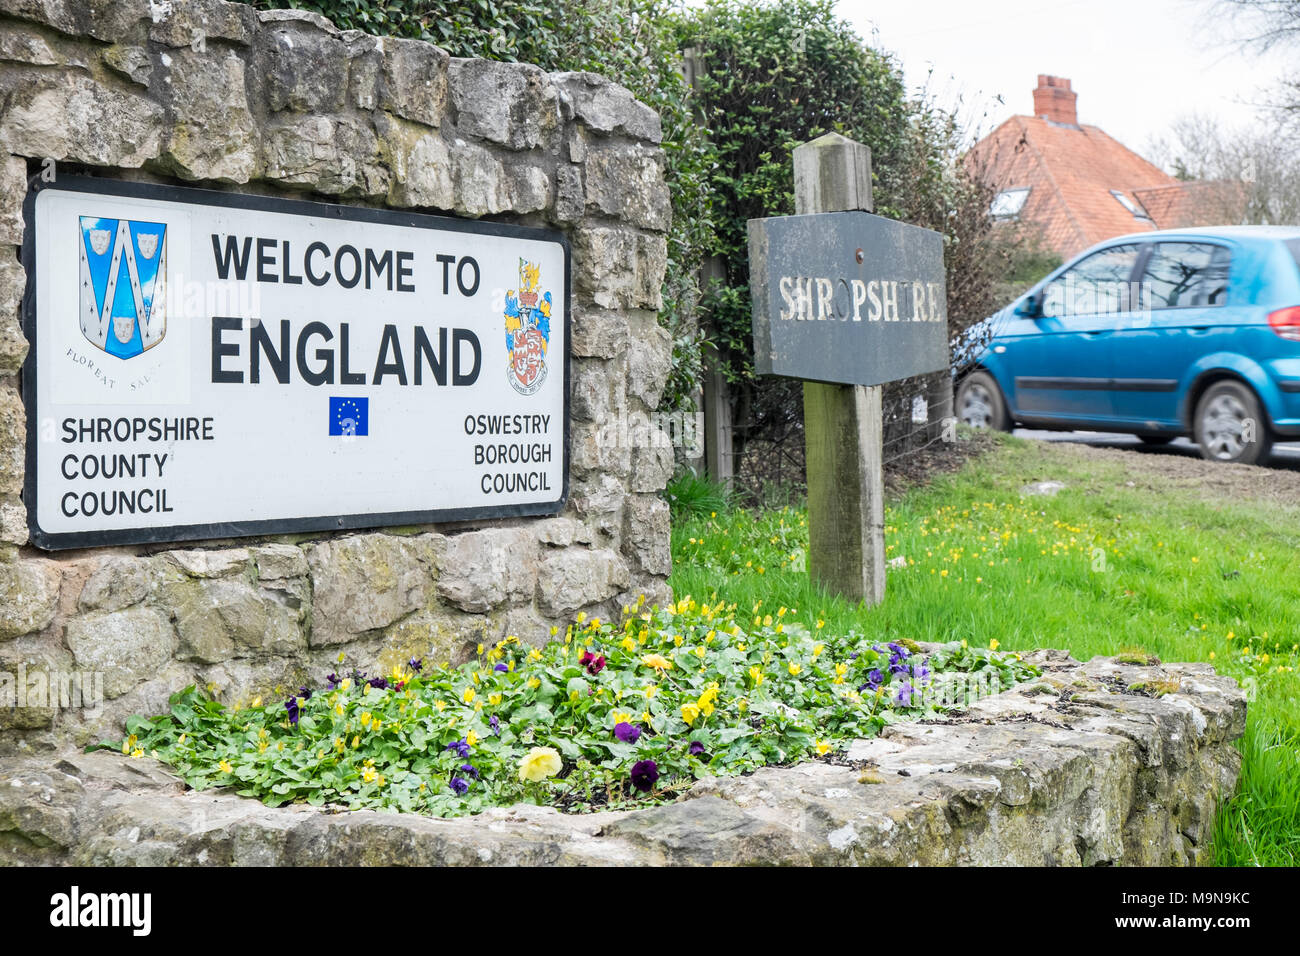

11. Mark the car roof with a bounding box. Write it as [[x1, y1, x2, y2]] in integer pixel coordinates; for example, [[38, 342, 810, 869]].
[[1102, 224, 1300, 245]]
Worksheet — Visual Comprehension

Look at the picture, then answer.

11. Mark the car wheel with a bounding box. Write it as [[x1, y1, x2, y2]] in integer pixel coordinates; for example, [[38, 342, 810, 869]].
[[1193, 380, 1273, 465], [955, 371, 1011, 431], [1137, 434, 1175, 446]]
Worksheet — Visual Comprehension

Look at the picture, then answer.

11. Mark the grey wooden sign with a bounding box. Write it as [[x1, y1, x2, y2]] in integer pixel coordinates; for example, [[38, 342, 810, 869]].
[[748, 210, 948, 387]]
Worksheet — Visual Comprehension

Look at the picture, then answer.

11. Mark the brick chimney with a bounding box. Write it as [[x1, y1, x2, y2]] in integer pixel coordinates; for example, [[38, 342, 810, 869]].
[[1033, 75, 1077, 126]]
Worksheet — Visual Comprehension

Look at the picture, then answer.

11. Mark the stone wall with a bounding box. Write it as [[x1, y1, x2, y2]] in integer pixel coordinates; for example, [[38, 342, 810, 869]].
[[0, 0, 675, 750], [0, 651, 1247, 865]]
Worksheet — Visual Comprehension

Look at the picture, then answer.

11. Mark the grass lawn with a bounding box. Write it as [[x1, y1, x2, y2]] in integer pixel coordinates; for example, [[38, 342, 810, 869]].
[[669, 433, 1300, 866]]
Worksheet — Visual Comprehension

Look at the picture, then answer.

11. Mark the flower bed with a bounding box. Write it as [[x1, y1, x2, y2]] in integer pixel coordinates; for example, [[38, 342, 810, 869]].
[[102, 597, 1038, 817]]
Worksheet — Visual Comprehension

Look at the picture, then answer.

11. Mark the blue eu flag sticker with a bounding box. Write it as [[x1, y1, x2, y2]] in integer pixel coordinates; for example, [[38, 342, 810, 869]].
[[329, 397, 368, 436]]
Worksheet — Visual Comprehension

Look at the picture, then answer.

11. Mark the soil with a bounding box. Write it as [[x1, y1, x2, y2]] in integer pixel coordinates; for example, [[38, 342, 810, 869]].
[[1035, 440, 1300, 509], [882, 429, 998, 498]]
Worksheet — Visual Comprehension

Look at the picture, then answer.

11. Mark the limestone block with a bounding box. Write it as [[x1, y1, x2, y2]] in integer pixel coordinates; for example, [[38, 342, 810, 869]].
[[0, 21, 61, 67], [536, 547, 629, 616], [583, 142, 670, 231], [64, 606, 175, 698], [623, 495, 671, 576], [630, 437, 674, 495], [0, 386, 24, 496], [379, 118, 453, 209], [449, 139, 509, 217], [570, 306, 629, 359], [508, 163, 552, 215], [158, 47, 258, 183], [0, 555, 60, 639], [552, 71, 662, 143], [262, 115, 388, 197], [77, 555, 156, 613], [0, 253, 29, 375], [436, 528, 538, 614], [163, 547, 250, 579], [377, 35, 448, 128], [256, 17, 348, 114], [572, 226, 666, 311], [0, 494, 25, 546], [570, 418, 631, 482], [147, 0, 255, 48], [0, 71, 162, 167], [555, 164, 583, 223], [0, 0, 153, 45], [0, 155, 26, 245], [101, 44, 152, 87], [167, 575, 304, 663], [307, 533, 439, 646], [625, 313, 673, 410], [251, 543, 309, 582], [448, 58, 559, 150], [570, 357, 613, 423]]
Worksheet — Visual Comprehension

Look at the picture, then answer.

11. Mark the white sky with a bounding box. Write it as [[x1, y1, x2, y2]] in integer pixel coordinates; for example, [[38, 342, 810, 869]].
[[837, 0, 1293, 161]]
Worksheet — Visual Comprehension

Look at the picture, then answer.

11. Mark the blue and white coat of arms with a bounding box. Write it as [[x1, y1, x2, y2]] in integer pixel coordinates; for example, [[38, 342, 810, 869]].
[[78, 216, 167, 359]]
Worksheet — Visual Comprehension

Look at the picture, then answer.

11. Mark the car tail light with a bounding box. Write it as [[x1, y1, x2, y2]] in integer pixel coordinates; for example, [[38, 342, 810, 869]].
[[1268, 306, 1300, 341]]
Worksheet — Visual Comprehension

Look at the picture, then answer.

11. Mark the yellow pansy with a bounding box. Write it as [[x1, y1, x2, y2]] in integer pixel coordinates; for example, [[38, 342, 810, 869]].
[[518, 746, 563, 782], [641, 653, 674, 671]]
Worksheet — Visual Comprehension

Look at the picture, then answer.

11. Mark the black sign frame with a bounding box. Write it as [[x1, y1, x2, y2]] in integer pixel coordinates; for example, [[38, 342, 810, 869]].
[[21, 174, 571, 550]]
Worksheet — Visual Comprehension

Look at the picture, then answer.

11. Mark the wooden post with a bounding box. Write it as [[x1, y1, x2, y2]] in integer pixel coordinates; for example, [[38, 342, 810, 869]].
[[683, 46, 734, 487], [794, 133, 884, 605], [700, 256, 733, 486]]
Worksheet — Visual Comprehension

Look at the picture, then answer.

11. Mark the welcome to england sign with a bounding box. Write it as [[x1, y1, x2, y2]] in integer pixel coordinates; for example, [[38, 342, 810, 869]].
[[22, 177, 569, 549]]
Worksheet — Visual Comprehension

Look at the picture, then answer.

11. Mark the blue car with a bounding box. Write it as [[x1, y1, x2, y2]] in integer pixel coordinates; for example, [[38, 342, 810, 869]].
[[955, 226, 1300, 464]]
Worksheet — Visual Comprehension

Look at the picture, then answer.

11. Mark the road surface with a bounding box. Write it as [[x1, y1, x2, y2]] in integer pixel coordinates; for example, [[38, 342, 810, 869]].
[[1010, 429, 1300, 470]]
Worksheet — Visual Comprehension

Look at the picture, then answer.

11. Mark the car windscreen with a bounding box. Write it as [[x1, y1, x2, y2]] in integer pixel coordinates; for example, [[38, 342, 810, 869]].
[[1287, 238, 1300, 272]]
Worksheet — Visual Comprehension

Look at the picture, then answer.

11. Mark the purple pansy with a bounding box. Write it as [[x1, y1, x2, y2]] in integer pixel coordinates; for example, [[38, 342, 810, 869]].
[[450, 776, 469, 795], [614, 722, 641, 743], [630, 759, 659, 792]]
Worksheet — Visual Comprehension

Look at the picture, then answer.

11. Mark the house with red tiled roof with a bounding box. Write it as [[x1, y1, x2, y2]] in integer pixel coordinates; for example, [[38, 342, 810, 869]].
[[968, 75, 1240, 261]]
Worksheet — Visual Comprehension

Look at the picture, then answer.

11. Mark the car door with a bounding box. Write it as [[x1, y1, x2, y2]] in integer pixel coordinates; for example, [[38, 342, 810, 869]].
[[1003, 243, 1140, 424], [1108, 241, 1233, 429]]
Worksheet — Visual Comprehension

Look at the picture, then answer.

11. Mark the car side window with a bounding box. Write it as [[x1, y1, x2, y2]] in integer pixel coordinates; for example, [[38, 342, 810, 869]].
[[1040, 244, 1139, 318], [1140, 242, 1231, 309]]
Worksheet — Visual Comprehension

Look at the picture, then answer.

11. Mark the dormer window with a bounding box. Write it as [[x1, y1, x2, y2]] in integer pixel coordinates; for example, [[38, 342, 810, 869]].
[[1110, 190, 1152, 222], [991, 187, 1030, 220]]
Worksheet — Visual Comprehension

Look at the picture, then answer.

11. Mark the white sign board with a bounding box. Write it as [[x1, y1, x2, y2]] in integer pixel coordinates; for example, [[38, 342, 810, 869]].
[[23, 178, 569, 549]]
